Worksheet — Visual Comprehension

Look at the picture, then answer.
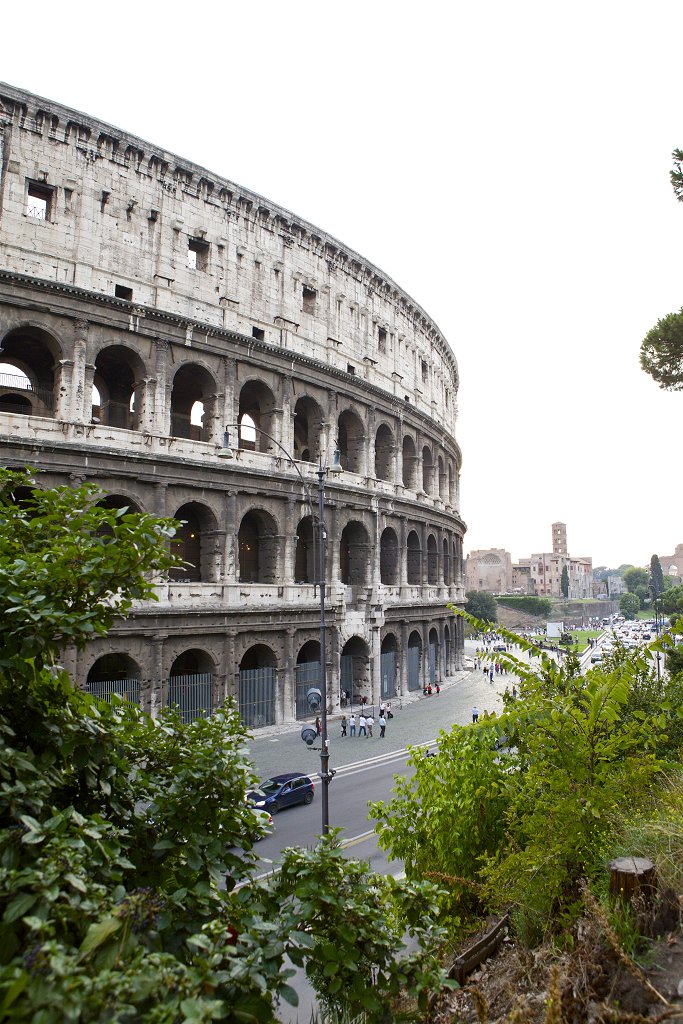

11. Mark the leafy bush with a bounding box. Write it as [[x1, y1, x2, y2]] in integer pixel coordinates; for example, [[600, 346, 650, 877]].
[[495, 596, 552, 617]]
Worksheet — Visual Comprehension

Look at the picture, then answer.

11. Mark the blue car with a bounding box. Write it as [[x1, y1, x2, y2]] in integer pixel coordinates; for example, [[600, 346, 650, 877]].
[[247, 772, 315, 813]]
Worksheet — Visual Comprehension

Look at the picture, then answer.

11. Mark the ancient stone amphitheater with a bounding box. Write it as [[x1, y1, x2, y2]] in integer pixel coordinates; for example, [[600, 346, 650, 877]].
[[0, 82, 466, 727]]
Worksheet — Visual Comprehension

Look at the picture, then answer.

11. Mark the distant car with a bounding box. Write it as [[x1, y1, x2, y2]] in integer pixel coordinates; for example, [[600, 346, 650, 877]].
[[247, 773, 315, 813], [493, 643, 506, 652], [590, 652, 603, 664]]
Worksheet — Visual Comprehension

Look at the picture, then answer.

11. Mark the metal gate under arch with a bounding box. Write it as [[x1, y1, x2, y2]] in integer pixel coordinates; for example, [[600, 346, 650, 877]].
[[167, 673, 213, 723], [239, 667, 276, 729], [380, 651, 396, 698], [295, 661, 321, 718], [428, 643, 437, 684], [86, 677, 140, 706], [407, 646, 421, 691]]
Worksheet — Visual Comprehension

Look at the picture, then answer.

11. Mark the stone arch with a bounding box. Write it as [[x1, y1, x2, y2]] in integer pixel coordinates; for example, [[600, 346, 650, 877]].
[[428, 626, 440, 684], [238, 643, 278, 728], [427, 533, 438, 584], [422, 445, 434, 494], [93, 344, 147, 429], [444, 622, 452, 675], [97, 492, 142, 515], [0, 324, 61, 418], [86, 653, 141, 705], [402, 434, 417, 489], [340, 635, 370, 703], [448, 463, 455, 505], [407, 530, 421, 585], [170, 362, 218, 442], [337, 407, 365, 474], [443, 536, 451, 583], [171, 501, 219, 582], [339, 520, 370, 586], [295, 639, 322, 719], [438, 455, 446, 499], [407, 629, 423, 691], [238, 379, 276, 452], [380, 527, 399, 585], [294, 514, 315, 583], [374, 422, 395, 481], [238, 508, 279, 583], [293, 395, 323, 463], [380, 631, 400, 699], [167, 647, 215, 723]]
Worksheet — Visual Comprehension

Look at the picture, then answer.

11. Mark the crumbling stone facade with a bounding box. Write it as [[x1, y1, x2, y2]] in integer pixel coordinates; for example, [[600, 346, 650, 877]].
[[0, 83, 466, 725]]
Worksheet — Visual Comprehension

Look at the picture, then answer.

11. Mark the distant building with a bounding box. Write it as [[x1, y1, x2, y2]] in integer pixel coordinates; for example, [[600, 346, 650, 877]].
[[465, 549, 513, 593], [660, 544, 683, 578], [466, 523, 593, 598]]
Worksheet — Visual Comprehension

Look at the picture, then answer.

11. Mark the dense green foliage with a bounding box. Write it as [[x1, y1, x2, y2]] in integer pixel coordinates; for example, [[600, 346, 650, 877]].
[[464, 590, 497, 622], [620, 592, 641, 619], [0, 468, 453, 1023], [372, 613, 682, 943], [650, 554, 665, 597], [623, 566, 648, 594], [640, 307, 683, 391], [495, 595, 552, 618], [560, 565, 569, 598]]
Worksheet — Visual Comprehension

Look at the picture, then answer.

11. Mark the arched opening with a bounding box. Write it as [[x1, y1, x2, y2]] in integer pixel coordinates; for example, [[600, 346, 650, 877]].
[[402, 434, 417, 489], [374, 423, 394, 481], [93, 345, 146, 429], [238, 380, 276, 452], [452, 539, 458, 581], [295, 639, 321, 718], [380, 527, 399, 585], [238, 509, 278, 583], [95, 493, 143, 541], [0, 326, 60, 418], [170, 363, 217, 441], [337, 408, 365, 474], [428, 627, 439, 685], [339, 520, 370, 587], [444, 623, 451, 675], [407, 530, 421, 585], [294, 515, 315, 584], [380, 632, 399, 699], [427, 534, 438, 584], [239, 644, 277, 728], [293, 396, 323, 463], [448, 463, 455, 505], [438, 455, 446, 499], [422, 446, 434, 494], [86, 653, 140, 705], [443, 536, 451, 584], [407, 630, 422, 691], [171, 502, 218, 582], [340, 636, 370, 705], [167, 648, 214, 723]]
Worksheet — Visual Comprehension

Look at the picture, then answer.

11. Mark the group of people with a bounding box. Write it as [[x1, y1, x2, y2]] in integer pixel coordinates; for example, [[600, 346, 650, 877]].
[[340, 701, 392, 739]]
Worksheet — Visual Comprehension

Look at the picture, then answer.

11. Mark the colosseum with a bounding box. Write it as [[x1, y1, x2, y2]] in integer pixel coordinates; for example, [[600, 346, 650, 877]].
[[0, 82, 466, 727]]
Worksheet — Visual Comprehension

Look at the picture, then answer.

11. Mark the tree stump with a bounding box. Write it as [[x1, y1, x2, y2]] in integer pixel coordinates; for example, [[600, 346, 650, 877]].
[[608, 856, 657, 906]]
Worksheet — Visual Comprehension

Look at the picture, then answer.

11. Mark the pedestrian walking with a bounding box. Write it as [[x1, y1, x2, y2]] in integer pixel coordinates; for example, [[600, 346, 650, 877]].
[[366, 714, 374, 737], [358, 713, 367, 737], [435, 683, 440, 695], [349, 713, 356, 737], [341, 715, 347, 737], [472, 706, 479, 722], [378, 713, 386, 737], [315, 716, 321, 735], [489, 667, 494, 683]]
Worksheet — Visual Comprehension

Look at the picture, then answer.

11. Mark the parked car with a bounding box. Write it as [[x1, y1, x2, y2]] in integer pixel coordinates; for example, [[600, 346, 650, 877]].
[[590, 651, 603, 664], [247, 773, 315, 813]]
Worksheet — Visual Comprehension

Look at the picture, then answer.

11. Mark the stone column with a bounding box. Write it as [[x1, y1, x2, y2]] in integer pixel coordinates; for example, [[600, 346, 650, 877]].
[[280, 375, 294, 459], [149, 634, 166, 718], [283, 628, 295, 723], [420, 523, 428, 586], [222, 356, 236, 439], [399, 516, 408, 585], [154, 340, 170, 436], [70, 319, 89, 422], [283, 496, 296, 584]]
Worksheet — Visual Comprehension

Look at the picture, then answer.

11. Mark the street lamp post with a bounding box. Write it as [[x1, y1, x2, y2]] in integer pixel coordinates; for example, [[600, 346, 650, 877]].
[[219, 425, 338, 835]]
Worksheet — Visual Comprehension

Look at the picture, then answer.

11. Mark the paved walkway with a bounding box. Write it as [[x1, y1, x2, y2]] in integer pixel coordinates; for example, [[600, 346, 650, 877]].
[[247, 647, 522, 780]]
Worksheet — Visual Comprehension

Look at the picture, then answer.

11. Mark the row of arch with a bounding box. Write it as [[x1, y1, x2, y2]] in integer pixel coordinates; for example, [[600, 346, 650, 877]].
[[0, 325, 460, 500], [84, 622, 460, 726]]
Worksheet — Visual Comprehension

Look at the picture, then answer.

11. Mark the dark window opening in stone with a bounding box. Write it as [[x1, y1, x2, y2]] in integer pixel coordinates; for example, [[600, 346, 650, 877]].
[[337, 409, 364, 474], [346, 364, 356, 375], [374, 423, 394, 481], [443, 537, 451, 583], [115, 284, 133, 301], [252, 326, 265, 341], [340, 635, 370, 702], [188, 237, 209, 271], [95, 345, 146, 431], [402, 435, 417, 489], [168, 648, 214, 723], [170, 363, 217, 441], [172, 509, 202, 582], [421, 359, 428, 382], [238, 510, 278, 584], [96, 493, 142, 540], [86, 654, 140, 705], [380, 527, 399, 585], [378, 327, 386, 352], [26, 181, 53, 221], [240, 644, 277, 671], [238, 380, 276, 452], [294, 516, 315, 583], [302, 286, 316, 314], [422, 446, 434, 494], [407, 531, 421, 585], [339, 520, 369, 587], [427, 534, 438, 584], [0, 328, 59, 418], [293, 396, 323, 463], [438, 455, 446, 499]]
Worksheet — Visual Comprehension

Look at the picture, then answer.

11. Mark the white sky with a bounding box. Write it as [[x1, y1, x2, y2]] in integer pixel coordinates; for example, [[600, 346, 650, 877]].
[[3, 0, 682, 569]]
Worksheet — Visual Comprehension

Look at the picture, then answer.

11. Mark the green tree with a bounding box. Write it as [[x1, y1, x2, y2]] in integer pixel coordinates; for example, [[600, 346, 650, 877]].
[[650, 553, 665, 597], [465, 589, 498, 622], [640, 308, 683, 390], [620, 591, 641, 619], [560, 565, 569, 598], [623, 566, 649, 593]]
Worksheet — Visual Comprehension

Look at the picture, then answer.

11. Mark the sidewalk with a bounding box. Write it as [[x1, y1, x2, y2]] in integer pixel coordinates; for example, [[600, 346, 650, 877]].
[[247, 661, 515, 781]]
